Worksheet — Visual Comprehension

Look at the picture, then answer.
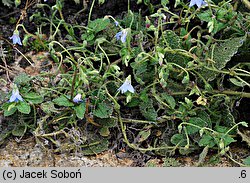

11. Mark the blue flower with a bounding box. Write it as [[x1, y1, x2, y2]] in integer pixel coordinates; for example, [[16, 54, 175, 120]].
[[189, 0, 207, 8], [115, 29, 128, 43], [118, 75, 135, 94], [73, 94, 83, 103], [114, 21, 119, 26], [10, 30, 22, 46], [9, 84, 23, 102], [115, 31, 122, 40]]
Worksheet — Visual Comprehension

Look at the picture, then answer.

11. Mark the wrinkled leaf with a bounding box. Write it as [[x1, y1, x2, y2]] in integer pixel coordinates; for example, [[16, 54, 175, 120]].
[[23, 92, 43, 104], [17, 102, 31, 114], [2, 102, 17, 116], [198, 134, 216, 147], [186, 117, 207, 134], [53, 95, 74, 107], [95, 118, 117, 128], [82, 139, 109, 155], [88, 18, 110, 33], [170, 134, 187, 146], [243, 156, 250, 166], [201, 35, 246, 81], [99, 127, 110, 137], [74, 101, 86, 119], [138, 129, 151, 143], [229, 78, 246, 87], [41, 101, 60, 114], [14, 73, 31, 85], [93, 102, 113, 118], [139, 99, 157, 121], [222, 134, 236, 147], [161, 93, 176, 109], [12, 124, 27, 136]]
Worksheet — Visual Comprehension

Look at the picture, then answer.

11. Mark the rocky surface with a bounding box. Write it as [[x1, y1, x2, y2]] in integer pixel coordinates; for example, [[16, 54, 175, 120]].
[[0, 138, 134, 167], [0, 137, 244, 167]]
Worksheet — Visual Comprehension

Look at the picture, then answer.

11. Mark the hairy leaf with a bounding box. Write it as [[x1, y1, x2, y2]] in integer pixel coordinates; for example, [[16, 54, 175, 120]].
[[53, 95, 74, 107], [201, 35, 246, 81], [17, 102, 31, 114], [93, 102, 113, 118], [139, 99, 157, 121]]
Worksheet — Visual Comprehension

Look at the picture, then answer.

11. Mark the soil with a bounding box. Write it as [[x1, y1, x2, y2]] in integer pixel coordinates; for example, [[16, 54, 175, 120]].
[[0, 1, 249, 167], [0, 137, 247, 167]]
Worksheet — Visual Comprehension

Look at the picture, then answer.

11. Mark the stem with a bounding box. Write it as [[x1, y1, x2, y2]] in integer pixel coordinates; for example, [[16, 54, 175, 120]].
[[14, 47, 34, 66], [225, 153, 246, 167], [49, 41, 77, 64], [70, 68, 78, 100], [88, 0, 96, 24], [110, 116, 158, 125], [180, 122, 218, 134], [170, 90, 250, 98], [242, 0, 250, 9], [225, 122, 247, 136]]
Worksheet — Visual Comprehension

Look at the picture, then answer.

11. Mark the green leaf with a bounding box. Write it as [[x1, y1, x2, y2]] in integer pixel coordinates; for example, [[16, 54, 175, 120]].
[[131, 58, 154, 85], [2, 0, 13, 7], [198, 134, 216, 147], [197, 110, 212, 128], [186, 117, 207, 135], [93, 102, 113, 118], [96, 118, 116, 128], [1, 102, 17, 116], [179, 148, 194, 155], [126, 98, 140, 107], [180, 28, 192, 49], [22, 34, 33, 47], [222, 135, 236, 147], [73, 0, 80, 4], [182, 74, 189, 84], [161, 93, 176, 109], [138, 129, 151, 143], [201, 35, 246, 81], [240, 121, 248, 127], [0, 130, 12, 145], [4, 107, 17, 116], [161, 0, 169, 6], [139, 99, 157, 121], [184, 97, 193, 109], [14, 73, 31, 85], [53, 95, 74, 107], [159, 30, 180, 49], [163, 157, 181, 167], [99, 127, 110, 137], [81, 33, 95, 42], [170, 134, 187, 146], [12, 124, 27, 136], [243, 156, 250, 166], [16, 102, 31, 114], [139, 90, 149, 102], [159, 30, 190, 67], [82, 139, 109, 155], [98, 0, 105, 5], [88, 18, 110, 33], [23, 92, 43, 104], [74, 101, 86, 119], [41, 101, 60, 114], [215, 125, 230, 133], [197, 10, 212, 22], [229, 78, 246, 87]]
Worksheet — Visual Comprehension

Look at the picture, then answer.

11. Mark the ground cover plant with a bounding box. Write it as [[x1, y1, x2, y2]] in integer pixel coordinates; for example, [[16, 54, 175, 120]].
[[0, 0, 250, 166]]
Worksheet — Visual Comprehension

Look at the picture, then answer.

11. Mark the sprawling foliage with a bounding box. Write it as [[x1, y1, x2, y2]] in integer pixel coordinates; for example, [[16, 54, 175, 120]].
[[0, 0, 250, 165]]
